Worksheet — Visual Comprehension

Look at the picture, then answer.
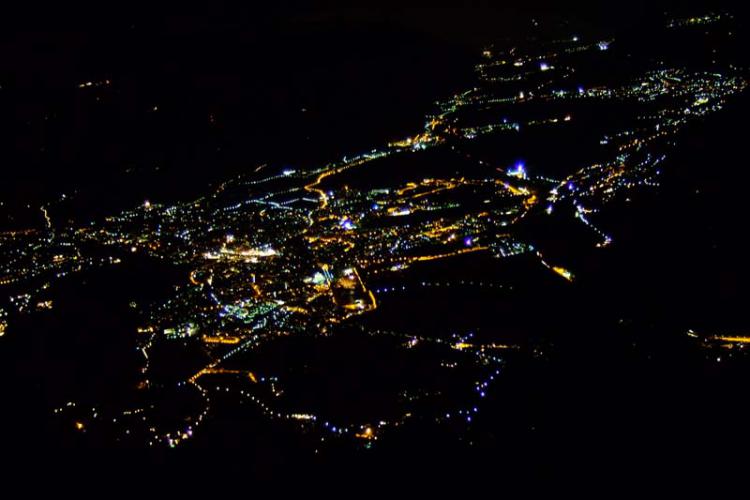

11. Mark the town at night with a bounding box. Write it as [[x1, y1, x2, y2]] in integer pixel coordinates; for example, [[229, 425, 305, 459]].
[[1, 2, 749, 488]]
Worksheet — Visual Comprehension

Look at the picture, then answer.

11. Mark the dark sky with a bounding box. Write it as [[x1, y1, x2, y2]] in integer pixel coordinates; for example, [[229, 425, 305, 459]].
[[2, 1, 742, 83], [1, 1, 742, 42]]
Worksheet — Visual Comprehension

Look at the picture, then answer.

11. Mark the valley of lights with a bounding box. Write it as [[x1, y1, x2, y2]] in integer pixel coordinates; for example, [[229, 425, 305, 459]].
[[2, 15, 746, 448]]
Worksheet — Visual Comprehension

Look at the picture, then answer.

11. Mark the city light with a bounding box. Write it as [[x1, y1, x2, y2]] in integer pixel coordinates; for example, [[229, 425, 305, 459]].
[[3, 11, 745, 452]]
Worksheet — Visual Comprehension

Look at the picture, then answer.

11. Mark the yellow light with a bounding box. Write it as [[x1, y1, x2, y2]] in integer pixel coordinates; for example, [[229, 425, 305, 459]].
[[355, 426, 375, 439], [283, 305, 309, 315], [711, 336, 750, 344], [291, 413, 315, 420], [552, 266, 574, 282], [202, 335, 241, 345]]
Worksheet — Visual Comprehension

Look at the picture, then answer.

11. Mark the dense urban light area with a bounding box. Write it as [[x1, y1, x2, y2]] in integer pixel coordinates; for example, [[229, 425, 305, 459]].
[[1, 6, 748, 481]]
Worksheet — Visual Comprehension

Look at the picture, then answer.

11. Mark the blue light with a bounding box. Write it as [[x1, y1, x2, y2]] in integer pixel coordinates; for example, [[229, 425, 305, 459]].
[[577, 86, 585, 94], [464, 237, 473, 247], [340, 218, 355, 230], [507, 161, 527, 179]]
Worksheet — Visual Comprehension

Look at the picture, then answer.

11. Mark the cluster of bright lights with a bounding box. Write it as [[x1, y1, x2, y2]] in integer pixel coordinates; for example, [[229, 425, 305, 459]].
[[1, 13, 745, 448]]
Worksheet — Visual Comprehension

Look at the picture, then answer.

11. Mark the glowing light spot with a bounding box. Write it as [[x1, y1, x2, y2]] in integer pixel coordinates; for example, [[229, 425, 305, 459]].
[[507, 161, 527, 179]]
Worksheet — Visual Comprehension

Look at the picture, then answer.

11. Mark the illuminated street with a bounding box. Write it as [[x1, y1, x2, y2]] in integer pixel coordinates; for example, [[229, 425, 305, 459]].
[[0, 4, 749, 485]]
